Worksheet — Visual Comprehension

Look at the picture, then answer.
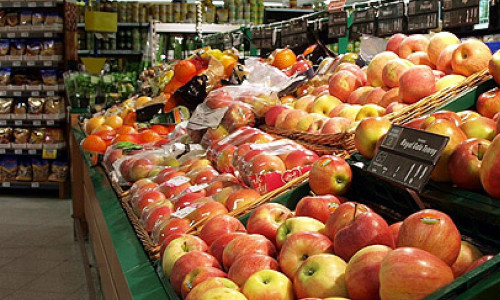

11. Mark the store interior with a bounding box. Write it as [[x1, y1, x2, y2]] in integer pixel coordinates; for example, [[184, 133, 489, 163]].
[[0, 0, 500, 299]]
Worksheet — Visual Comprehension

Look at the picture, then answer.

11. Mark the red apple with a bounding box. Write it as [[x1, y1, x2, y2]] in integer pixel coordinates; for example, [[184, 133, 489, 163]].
[[480, 134, 500, 199], [382, 58, 414, 88], [181, 266, 227, 299], [185, 277, 239, 300], [284, 149, 319, 169], [398, 34, 430, 59], [436, 44, 460, 74], [385, 101, 407, 114], [295, 195, 341, 223], [354, 117, 392, 159], [206, 90, 233, 109], [249, 154, 286, 176], [199, 214, 246, 246], [329, 70, 363, 102], [386, 33, 407, 55], [309, 155, 352, 195], [345, 245, 392, 300], [347, 86, 374, 105], [247, 203, 292, 243], [155, 218, 191, 247], [170, 251, 221, 294], [265, 106, 289, 126], [279, 231, 334, 278], [407, 51, 434, 68], [477, 87, 500, 119], [464, 255, 495, 273], [451, 241, 483, 278], [143, 204, 173, 233], [367, 51, 399, 87], [399, 65, 436, 104], [397, 209, 461, 266], [334, 211, 395, 261], [135, 191, 167, 216], [489, 49, 500, 85], [428, 32, 460, 65], [452, 39, 492, 77], [339, 64, 368, 86], [185, 201, 229, 224], [379, 247, 454, 299], [162, 235, 208, 278], [222, 102, 256, 132], [225, 188, 261, 212], [175, 191, 206, 211], [228, 254, 279, 286], [320, 117, 352, 135], [324, 202, 371, 241], [222, 234, 277, 271], [389, 221, 402, 243], [449, 138, 491, 190], [209, 232, 247, 265]]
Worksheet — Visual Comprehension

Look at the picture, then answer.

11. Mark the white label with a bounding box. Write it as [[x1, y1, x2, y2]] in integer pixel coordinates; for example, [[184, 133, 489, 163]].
[[27, 61, 35, 66], [12, 61, 20, 67], [184, 183, 209, 194], [13, 2, 21, 7], [31, 182, 40, 188], [43, 1, 52, 7], [7, 33, 15, 38], [0, 149, 5, 154], [165, 176, 191, 187], [14, 120, 22, 125], [33, 120, 41, 126], [28, 149, 36, 154], [44, 32, 52, 38], [28, 2, 37, 7], [32, 91, 39, 96], [46, 120, 55, 126], [43, 61, 52, 67], [171, 206, 197, 219], [0, 120, 6, 125], [47, 91, 54, 96], [13, 92, 21, 97], [14, 149, 21, 154], [21, 32, 29, 38], [0, 91, 5, 96], [2, 182, 10, 187]]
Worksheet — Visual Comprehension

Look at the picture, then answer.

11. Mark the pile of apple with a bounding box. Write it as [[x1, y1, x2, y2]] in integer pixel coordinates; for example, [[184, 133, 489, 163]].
[[157, 188, 494, 299]]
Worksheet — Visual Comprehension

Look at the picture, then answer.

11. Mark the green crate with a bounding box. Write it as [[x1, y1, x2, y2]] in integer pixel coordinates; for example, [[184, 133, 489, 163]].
[[437, 78, 496, 113]]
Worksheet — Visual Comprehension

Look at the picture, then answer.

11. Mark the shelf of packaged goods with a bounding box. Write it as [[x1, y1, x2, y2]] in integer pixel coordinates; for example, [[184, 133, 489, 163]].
[[77, 22, 149, 28], [0, 118, 64, 127], [0, 147, 65, 156], [0, 59, 63, 68], [0, 88, 64, 97], [0, 0, 62, 8], [0, 180, 61, 189]]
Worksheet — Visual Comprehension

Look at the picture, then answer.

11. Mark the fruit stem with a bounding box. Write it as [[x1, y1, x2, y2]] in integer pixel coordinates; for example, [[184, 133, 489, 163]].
[[354, 203, 358, 221]]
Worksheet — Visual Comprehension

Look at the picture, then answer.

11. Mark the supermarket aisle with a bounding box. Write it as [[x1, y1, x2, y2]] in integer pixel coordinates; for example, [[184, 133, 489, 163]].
[[0, 193, 91, 300]]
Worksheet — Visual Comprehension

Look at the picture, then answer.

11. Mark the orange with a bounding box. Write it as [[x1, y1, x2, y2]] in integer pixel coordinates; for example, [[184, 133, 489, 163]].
[[93, 130, 116, 146], [116, 125, 138, 135], [174, 60, 197, 83], [164, 94, 180, 112], [123, 112, 137, 126], [140, 130, 162, 143], [272, 48, 297, 70], [105, 115, 123, 129], [82, 135, 107, 154], [86, 116, 105, 134], [92, 125, 114, 134], [220, 55, 237, 77], [151, 125, 171, 135], [163, 79, 184, 94], [112, 134, 141, 145]]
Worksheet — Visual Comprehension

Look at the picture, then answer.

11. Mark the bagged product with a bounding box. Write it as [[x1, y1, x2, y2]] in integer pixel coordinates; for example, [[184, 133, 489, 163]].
[[41, 40, 54, 56], [44, 97, 65, 114], [13, 128, 30, 144], [10, 41, 26, 55], [31, 12, 44, 25], [1, 156, 18, 180], [16, 159, 32, 181], [0, 40, 9, 55], [26, 41, 42, 56], [28, 97, 44, 114], [0, 10, 6, 27], [32, 158, 50, 181], [6, 13, 19, 27], [29, 128, 45, 144], [0, 127, 12, 144], [0, 98, 12, 114], [13, 100, 27, 114], [48, 160, 68, 182], [0, 68, 11, 85], [41, 70, 57, 85], [20, 10, 32, 25], [44, 128, 63, 145]]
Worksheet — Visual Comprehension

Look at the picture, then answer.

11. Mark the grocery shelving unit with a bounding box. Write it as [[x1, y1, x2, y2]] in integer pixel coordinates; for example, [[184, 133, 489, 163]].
[[0, 0, 69, 198]]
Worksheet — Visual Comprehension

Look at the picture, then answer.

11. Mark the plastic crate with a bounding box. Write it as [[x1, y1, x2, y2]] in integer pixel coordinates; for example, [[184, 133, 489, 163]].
[[328, 11, 348, 39], [378, 1, 405, 19], [442, 0, 479, 11], [377, 18, 406, 36], [351, 22, 376, 35], [407, 13, 439, 31], [442, 6, 480, 29], [408, 0, 440, 15], [352, 6, 377, 23]]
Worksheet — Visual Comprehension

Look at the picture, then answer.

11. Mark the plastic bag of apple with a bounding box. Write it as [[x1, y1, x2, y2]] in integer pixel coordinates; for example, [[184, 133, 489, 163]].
[[206, 126, 319, 194], [264, 33, 494, 135], [156, 155, 495, 300]]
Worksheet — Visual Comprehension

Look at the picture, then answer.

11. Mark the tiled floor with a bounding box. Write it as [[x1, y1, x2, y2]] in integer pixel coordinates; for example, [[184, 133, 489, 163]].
[[0, 192, 94, 300]]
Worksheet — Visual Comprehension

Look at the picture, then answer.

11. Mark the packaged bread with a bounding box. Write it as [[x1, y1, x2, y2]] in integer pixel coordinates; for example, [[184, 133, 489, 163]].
[[44, 13, 62, 25], [20, 10, 32, 25], [0, 40, 9, 55], [13, 101, 27, 114], [41, 40, 54, 56], [0, 98, 12, 114], [10, 41, 26, 55], [11, 74, 27, 86], [1, 156, 18, 180], [32, 158, 49, 181], [27, 41, 41, 56], [6, 13, 19, 27], [44, 97, 65, 114], [13, 128, 30, 144], [44, 128, 63, 144], [0, 68, 10, 85], [0, 10, 6, 27], [32, 12, 44, 25], [48, 160, 68, 182], [28, 97, 44, 114], [0, 127, 12, 144], [41, 70, 57, 85], [29, 128, 45, 144], [16, 159, 32, 181]]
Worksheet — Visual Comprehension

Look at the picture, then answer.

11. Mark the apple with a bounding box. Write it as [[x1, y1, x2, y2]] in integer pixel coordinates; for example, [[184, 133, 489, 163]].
[[279, 231, 334, 278], [309, 155, 352, 196], [436, 44, 460, 74], [354, 117, 392, 159], [295, 195, 341, 223], [276, 217, 325, 249], [398, 34, 430, 59], [436, 75, 466, 91], [243, 270, 294, 300], [324, 202, 372, 241], [385, 101, 407, 114], [143, 204, 173, 233], [363, 88, 388, 106], [379, 247, 454, 300], [379, 87, 401, 107], [329, 70, 363, 102], [389, 221, 402, 243], [433, 70, 446, 80], [464, 255, 495, 273], [480, 134, 500, 199], [451, 241, 483, 278], [397, 209, 461, 266], [452, 39, 492, 76], [247, 203, 292, 243], [250, 154, 286, 176], [296, 113, 326, 132], [293, 254, 349, 298], [222, 234, 277, 270], [428, 32, 460, 65], [159, 181, 193, 200], [155, 218, 191, 246], [283, 149, 318, 170], [425, 119, 468, 182], [181, 266, 227, 299], [423, 110, 462, 128], [407, 51, 435, 68], [134, 191, 167, 216], [399, 65, 436, 104], [307, 117, 328, 134], [209, 232, 247, 264], [225, 188, 261, 212], [382, 58, 414, 88], [458, 110, 481, 122], [386, 33, 407, 55], [274, 110, 293, 129], [193, 168, 219, 185], [201, 125, 229, 148], [489, 49, 500, 85], [311, 95, 343, 116], [170, 251, 221, 294], [206, 90, 233, 109], [162, 235, 208, 278], [228, 254, 279, 286], [222, 102, 255, 132], [460, 117, 496, 140], [477, 87, 500, 119], [320, 117, 352, 135], [367, 51, 399, 87], [199, 214, 246, 246], [198, 287, 247, 300], [347, 86, 374, 105], [337, 105, 363, 121], [334, 211, 395, 261], [294, 95, 316, 111], [345, 245, 392, 300], [279, 109, 309, 130], [128, 158, 157, 182], [185, 277, 239, 300], [185, 201, 229, 224], [355, 104, 386, 120], [265, 106, 289, 126], [339, 64, 368, 86], [312, 86, 329, 96], [175, 191, 206, 211]]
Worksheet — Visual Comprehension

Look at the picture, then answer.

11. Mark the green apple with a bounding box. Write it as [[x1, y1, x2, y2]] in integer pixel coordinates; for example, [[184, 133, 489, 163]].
[[243, 270, 294, 300], [161, 235, 207, 278], [275, 217, 325, 248]]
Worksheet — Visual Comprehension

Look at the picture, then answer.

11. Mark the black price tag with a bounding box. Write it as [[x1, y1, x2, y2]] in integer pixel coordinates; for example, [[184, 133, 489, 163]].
[[367, 125, 449, 192]]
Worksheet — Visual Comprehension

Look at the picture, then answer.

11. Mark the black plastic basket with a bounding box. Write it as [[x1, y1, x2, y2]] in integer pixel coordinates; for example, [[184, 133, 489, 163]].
[[407, 12, 439, 32], [408, 0, 440, 15], [442, 0, 480, 11], [442, 6, 480, 29], [328, 11, 348, 39], [377, 1, 406, 36]]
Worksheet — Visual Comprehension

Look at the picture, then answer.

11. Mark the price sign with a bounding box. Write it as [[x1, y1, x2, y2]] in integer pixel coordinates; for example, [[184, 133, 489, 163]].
[[43, 2, 52, 7], [44, 32, 53, 38], [13, 2, 21, 7], [0, 149, 5, 154], [32, 91, 40, 96], [0, 91, 5, 96], [7, 33, 15, 38], [27, 61, 35, 66], [43, 61, 52, 67], [46, 120, 55, 126], [2, 182, 10, 187], [14, 120, 22, 126], [12, 61, 21, 67], [21, 32, 29, 38], [42, 148, 57, 159], [33, 120, 41, 126], [28, 2, 37, 7], [13, 91, 21, 97], [28, 149, 36, 154], [367, 125, 449, 193], [14, 149, 22, 154], [47, 91, 55, 96], [0, 120, 6, 125], [31, 182, 40, 188]]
